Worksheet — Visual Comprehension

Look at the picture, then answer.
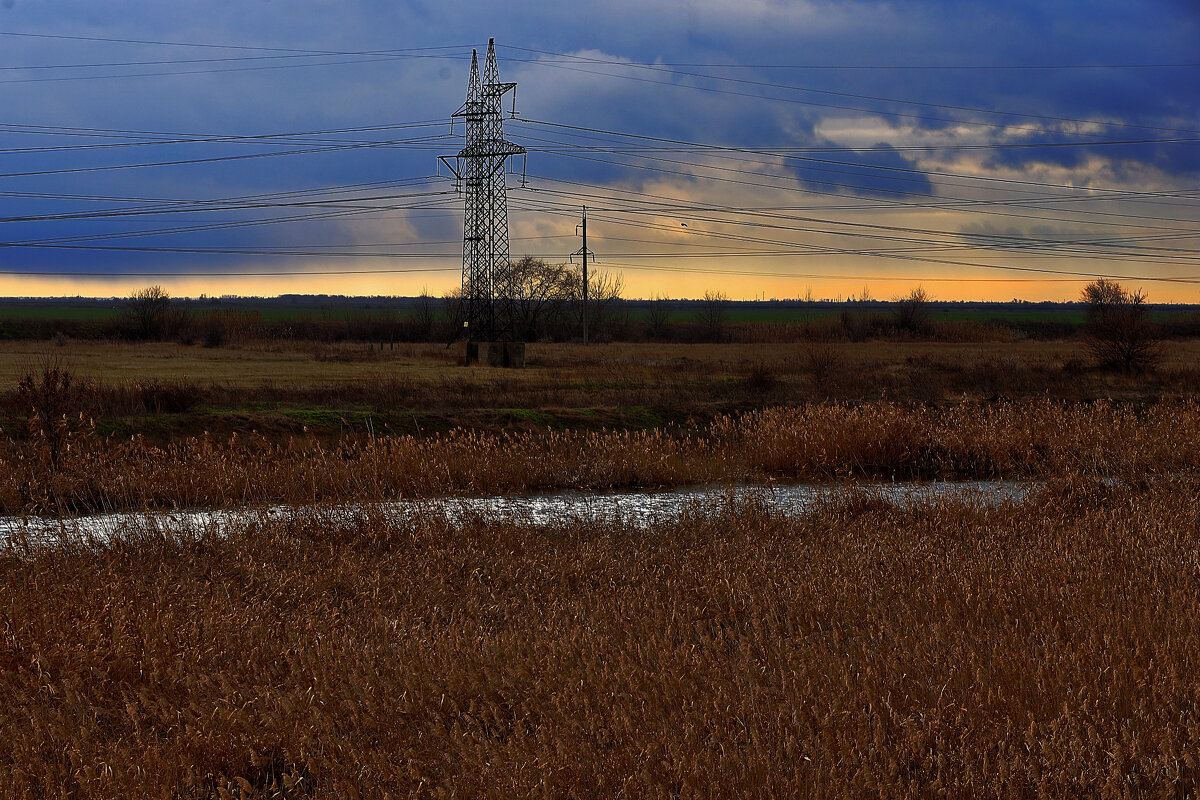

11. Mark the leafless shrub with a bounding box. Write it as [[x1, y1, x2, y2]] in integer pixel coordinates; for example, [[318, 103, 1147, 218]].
[[15, 355, 87, 472], [1080, 278, 1161, 374], [739, 361, 777, 393], [801, 343, 838, 391]]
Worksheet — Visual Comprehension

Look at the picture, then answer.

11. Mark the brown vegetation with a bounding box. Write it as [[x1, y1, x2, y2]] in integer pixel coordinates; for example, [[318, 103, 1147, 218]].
[[2, 475, 1199, 797], [3, 339, 1199, 446], [2, 400, 1198, 515], [3, 334, 1199, 796]]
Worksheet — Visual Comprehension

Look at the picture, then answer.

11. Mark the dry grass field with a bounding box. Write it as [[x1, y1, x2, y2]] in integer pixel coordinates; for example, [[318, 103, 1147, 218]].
[[3, 476, 1199, 797], [2, 338, 1200, 797]]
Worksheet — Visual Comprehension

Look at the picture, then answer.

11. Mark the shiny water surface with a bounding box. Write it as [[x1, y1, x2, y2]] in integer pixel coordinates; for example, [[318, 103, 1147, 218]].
[[1, 480, 1031, 549]]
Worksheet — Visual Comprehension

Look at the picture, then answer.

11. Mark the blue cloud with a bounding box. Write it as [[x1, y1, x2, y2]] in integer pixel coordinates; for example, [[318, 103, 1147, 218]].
[[791, 142, 935, 199], [0, 0, 1194, 285]]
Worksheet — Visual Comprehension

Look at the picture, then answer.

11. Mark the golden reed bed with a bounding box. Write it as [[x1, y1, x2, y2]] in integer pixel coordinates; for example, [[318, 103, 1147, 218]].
[[2, 400, 1198, 515], [2, 476, 1198, 797]]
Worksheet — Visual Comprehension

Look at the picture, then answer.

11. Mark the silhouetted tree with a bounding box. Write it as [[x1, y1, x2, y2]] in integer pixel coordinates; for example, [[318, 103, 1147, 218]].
[[647, 296, 673, 339], [1080, 278, 1160, 373], [442, 287, 466, 340], [893, 287, 932, 334], [567, 267, 624, 341], [412, 290, 439, 340], [126, 285, 172, 340], [699, 290, 729, 341], [509, 256, 574, 340]]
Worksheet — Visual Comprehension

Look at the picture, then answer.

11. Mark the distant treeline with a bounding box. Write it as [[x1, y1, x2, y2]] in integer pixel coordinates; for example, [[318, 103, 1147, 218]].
[[2, 293, 1199, 344]]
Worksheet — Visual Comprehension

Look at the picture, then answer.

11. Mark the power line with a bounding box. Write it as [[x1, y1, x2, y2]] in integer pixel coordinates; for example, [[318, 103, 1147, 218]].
[[520, 178, 1200, 250], [507, 198, 1200, 282], [0, 31, 467, 56], [516, 127, 1200, 214], [517, 118, 1200, 172], [0, 137, 431, 179], [499, 47, 1200, 136], [501, 49, 1200, 137], [5, 31, 1191, 70], [0, 51, 465, 72], [0, 55, 461, 85], [594, 261, 1168, 283], [0, 266, 461, 277], [524, 145, 1200, 231], [564, 62, 1200, 71]]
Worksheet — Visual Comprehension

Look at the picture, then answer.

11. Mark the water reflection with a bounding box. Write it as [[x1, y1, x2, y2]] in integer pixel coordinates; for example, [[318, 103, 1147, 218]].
[[1, 480, 1030, 547]]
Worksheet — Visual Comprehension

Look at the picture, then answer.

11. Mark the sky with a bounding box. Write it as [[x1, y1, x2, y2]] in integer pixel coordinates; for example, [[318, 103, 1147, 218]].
[[0, 0, 1197, 301]]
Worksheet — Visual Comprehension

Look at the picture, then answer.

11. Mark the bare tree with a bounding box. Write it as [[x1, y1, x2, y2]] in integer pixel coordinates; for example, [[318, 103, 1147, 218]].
[[1080, 278, 1160, 373], [647, 296, 673, 339], [893, 286, 932, 334], [412, 290, 439, 340], [569, 268, 624, 341], [441, 287, 466, 341], [508, 256, 575, 341], [443, 260, 622, 342], [127, 285, 172, 340], [698, 290, 729, 342]]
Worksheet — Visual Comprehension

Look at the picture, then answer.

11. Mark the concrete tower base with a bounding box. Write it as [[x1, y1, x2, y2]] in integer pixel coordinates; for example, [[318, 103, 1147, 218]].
[[462, 341, 526, 368]]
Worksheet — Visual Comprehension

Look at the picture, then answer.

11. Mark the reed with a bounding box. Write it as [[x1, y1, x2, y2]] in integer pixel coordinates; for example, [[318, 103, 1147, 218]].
[[2, 400, 1198, 515], [2, 476, 1197, 797]]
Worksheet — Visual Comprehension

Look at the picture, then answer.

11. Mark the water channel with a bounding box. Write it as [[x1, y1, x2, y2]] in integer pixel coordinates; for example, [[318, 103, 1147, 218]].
[[1, 480, 1031, 548]]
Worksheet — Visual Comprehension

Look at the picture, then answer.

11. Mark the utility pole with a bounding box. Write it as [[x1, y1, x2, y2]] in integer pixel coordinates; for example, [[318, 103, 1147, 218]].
[[572, 206, 595, 345]]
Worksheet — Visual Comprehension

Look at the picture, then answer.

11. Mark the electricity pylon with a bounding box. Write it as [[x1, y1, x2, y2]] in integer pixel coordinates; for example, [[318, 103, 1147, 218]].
[[440, 39, 526, 342]]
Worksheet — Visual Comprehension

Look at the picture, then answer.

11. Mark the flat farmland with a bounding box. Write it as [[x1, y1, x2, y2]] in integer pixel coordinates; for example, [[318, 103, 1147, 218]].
[[0, 340, 1197, 440], [2, 337, 1199, 387]]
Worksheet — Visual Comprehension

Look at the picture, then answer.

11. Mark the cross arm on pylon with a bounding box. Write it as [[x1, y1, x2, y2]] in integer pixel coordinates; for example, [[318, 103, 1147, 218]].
[[569, 246, 596, 264]]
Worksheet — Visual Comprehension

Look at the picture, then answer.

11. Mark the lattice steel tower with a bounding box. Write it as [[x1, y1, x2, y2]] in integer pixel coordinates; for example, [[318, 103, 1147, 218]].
[[440, 39, 526, 341]]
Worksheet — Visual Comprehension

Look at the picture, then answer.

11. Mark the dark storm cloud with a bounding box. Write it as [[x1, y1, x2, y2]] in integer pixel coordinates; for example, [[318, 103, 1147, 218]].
[[791, 142, 935, 199]]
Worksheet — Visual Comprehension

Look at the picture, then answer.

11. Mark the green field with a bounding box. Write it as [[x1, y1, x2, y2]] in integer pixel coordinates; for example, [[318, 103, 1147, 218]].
[[0, 303, 123, 321]]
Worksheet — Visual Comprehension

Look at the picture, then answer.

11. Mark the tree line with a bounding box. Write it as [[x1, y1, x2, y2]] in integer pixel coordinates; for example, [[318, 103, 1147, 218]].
[[0, 267, 1185, 371]]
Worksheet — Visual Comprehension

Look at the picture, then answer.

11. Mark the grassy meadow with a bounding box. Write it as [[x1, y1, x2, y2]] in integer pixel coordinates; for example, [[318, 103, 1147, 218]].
[[1, 338, 1199, 440], [2, 334, 1200, 797]]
